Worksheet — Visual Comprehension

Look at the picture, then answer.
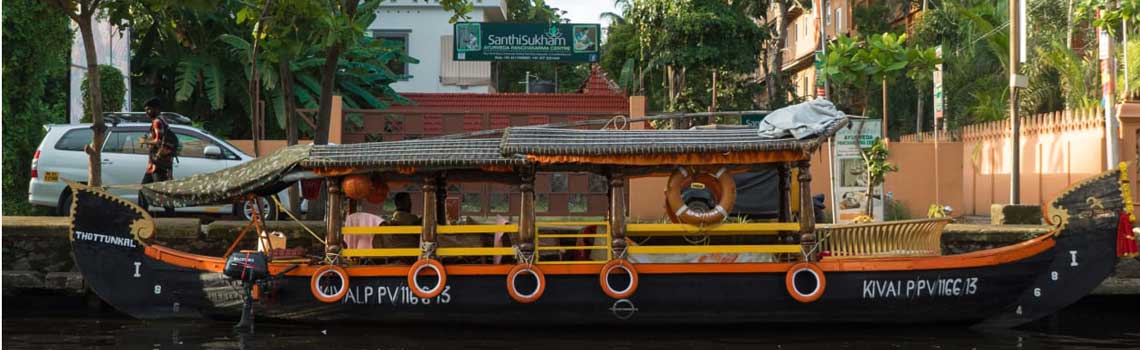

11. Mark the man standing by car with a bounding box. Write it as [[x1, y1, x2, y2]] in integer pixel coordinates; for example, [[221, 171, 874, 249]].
[[139, 98, 176, 216]]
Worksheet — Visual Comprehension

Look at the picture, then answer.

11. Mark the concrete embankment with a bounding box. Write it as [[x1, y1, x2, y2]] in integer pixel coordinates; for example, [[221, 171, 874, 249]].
[[2, 217, 1137, 296]]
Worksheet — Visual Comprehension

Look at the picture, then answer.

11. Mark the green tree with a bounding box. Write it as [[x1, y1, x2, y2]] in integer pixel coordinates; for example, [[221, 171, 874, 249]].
[[610, 0, 764, 116], [2, 0, 72, 215], [44, 0, 127, 186], [81, 65, 127, 122], [823, 33, 917, 137], [762, 0, 810, 109], [904, 47, 942, 133], [311, 0, 472, 145], [860, 138, 897, 217]]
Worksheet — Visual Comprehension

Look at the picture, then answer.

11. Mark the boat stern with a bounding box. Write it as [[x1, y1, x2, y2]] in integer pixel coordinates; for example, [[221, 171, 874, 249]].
[[67, 182, 205, 319], [978, 168, 1125, 327]]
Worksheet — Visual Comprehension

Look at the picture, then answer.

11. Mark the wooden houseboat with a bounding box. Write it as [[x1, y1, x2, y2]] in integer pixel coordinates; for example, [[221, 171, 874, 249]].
[[66, 110, 1129, 328]]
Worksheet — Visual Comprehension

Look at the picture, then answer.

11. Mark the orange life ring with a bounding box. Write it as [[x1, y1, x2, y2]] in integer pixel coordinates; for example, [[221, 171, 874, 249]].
[[785, 262, 826, 303], [506, 264, 546, 303], [664, 167, 737, 225], [310, 265, 350, 303], [599, 259, 639, 299], [408, 258, 447, 299]]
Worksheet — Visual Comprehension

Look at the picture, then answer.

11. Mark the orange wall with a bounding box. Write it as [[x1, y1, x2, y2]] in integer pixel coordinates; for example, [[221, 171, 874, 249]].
[[803, 141, 964, 220]]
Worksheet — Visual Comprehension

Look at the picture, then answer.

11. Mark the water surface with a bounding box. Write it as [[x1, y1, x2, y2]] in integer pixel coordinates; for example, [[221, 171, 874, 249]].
[[3, 295, 1137, 349]]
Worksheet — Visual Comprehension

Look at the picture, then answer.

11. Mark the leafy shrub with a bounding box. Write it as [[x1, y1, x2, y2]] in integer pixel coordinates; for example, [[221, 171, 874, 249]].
[[80, 65, 126, 122]]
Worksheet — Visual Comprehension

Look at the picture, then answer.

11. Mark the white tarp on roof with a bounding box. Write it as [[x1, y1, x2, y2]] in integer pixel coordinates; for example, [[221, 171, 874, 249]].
[[756, 98, 847, 139]]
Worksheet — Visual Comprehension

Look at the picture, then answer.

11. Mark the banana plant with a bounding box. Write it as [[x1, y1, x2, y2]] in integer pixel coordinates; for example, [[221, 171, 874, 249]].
[[219, 33, 417, 138]]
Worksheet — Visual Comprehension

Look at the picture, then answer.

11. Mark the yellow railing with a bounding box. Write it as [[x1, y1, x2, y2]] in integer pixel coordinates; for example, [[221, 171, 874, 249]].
[[627, 245, 801, 254], [627, 222, 798, 236], [341, 224, 518, 258], [535, 221, 611, 265], [339, 221, 802, 260], [341, 224, 519, 235]]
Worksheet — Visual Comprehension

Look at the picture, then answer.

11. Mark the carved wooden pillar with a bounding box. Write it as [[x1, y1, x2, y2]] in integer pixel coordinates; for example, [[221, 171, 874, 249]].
[[325, 177, 343, 255], [421, 175, 439, 258], [609, 171, 628, 259], [797, 160, 817, 261], [518, 168, 536, 260]]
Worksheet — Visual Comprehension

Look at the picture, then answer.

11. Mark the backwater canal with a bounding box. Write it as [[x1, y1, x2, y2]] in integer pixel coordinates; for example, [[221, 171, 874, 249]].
[[2, 295, 1137, 349]]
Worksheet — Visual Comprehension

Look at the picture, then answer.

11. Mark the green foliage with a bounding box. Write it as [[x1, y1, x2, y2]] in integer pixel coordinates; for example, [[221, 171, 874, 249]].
[[81, 65, 126, 123], [823, 31, 938, 136], [1124, 38, 1140, 99], [601, 0, 766, 113], [861, 138, 897, 216], [1040, 42, 1099, 110], [884, 197, 911, 221], [126, 0, 419, 140], [129, 0, 255, 139], [853, 0, 895, 35], [862, 138, 897, 188], [858, 33, 911, 94], [220, 32, 417, 133], [1075, 0, 1139, 34], [2, 0, 72, 215]]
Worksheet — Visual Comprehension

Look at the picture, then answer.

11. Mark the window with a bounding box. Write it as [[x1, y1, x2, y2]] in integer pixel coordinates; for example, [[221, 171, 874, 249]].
[[588, 175, 608, 193], [54, 128, 93, 151], [462, 193, 481, 213], [551, 173, 568, 193], [535, 193, 549, 213], [568, 194, 587, 214], [489, 193, 509, 213], [102, 129, 148, 154], [373, 30, 410, 77], [837, 8, 844, 33], [174, 131, 233, 159]]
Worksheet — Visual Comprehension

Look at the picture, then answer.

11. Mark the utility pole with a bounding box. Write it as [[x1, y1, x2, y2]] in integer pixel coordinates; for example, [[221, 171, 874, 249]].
[[1009, 0, 1024, 204], [1100, 4, 1120, 169]]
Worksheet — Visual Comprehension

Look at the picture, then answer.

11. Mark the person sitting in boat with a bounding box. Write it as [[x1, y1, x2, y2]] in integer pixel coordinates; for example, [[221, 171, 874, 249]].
[[379, 192, 421, 250], [389, 192, 421, 226]]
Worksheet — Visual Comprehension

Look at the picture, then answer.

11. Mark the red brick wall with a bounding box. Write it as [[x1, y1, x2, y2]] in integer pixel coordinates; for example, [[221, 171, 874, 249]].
[[347, 85, 629, 219]]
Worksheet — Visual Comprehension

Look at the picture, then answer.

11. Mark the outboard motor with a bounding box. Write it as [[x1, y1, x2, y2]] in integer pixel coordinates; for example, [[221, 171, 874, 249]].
[[223, 251, 297, 334], [225, 251, 270, 283]]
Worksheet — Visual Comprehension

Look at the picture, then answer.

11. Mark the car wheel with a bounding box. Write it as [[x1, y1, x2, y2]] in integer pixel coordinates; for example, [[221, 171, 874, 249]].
[[56, 189, 73, 217], [239, 196, 279, 221]]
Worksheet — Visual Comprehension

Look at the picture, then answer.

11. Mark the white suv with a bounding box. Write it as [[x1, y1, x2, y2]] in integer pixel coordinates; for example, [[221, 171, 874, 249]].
[[28, 113, 293, 220]]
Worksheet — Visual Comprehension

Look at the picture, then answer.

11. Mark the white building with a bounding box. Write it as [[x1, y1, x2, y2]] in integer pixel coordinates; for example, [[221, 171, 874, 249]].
[[370, 0, 507, 93]]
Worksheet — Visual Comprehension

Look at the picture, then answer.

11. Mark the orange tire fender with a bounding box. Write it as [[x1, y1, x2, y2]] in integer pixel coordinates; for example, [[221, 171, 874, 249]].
[[310, 265, 350, 303], [785, 262, 826, 303], [408, 258, 447, 299], [506, 264, 546, 303], [599, 259, 639, 299]]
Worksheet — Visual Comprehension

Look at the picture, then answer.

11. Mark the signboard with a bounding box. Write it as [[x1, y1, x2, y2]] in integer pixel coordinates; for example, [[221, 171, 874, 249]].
[[740, 112, 769, 127], [454, 22, 600, 62], [933, 45, 944, 121], [831, 119, 883, 223]]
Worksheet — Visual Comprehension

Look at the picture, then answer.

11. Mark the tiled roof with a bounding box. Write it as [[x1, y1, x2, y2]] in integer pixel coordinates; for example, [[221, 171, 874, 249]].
[[578, 65, 624, 95]]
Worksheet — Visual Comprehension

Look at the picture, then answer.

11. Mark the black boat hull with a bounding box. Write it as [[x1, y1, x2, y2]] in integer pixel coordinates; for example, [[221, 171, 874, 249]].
[[67, 169, 1125, 327]]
